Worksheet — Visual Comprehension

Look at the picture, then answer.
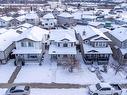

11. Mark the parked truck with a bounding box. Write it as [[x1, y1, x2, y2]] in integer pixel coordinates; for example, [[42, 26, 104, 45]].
[[88, 83, 122, 95]]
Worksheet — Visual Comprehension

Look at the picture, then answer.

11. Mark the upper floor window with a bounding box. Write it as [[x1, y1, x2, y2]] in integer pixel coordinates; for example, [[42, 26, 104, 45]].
[[58, 43, 60, 47], [71, 43, 73, 47], [83, 31, 86, 35], [21, 42, 27, 47], [28, 42, 34, 47], [63, 43, 68, 47]]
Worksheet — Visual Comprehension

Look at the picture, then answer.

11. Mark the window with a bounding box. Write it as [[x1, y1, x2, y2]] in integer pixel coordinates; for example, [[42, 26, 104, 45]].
[[28, 42, 34, 47], [28, 54, 37, 59], [58, 43, 60, 47], [63, 43, 68, 47], [21, 42, 27, 47], [71, 43, 73, 47], [83, 31, 86, 35], [51, 23, 53, 25], [45, 23, 48, 25]]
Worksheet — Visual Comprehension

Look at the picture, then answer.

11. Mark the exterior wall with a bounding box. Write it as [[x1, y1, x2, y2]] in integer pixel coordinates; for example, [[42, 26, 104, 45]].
[[9, 19, 21, 27], [57, 16, 74, 26], [25, 18, 39, 25], [16, 39, 42, 50], [0, 19, 9, 27], [42, 19, 57, 29], [105, 32, 122, 48], [122, 39, 127, 48], [0, 43, 15, 64]]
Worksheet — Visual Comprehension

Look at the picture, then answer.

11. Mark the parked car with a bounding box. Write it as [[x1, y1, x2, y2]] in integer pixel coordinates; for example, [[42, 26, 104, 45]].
[[88, 83, 122, 95], [5, 85, 30, 95]]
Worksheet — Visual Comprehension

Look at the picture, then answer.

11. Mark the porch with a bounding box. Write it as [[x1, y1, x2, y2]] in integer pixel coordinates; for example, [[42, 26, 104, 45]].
[[84, 54, 110, 65]]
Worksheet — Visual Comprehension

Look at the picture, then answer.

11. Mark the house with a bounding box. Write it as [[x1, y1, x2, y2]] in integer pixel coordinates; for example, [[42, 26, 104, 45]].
[[13, 26, 49, 65], [74, 25, 112, 65], [9, 18, 22, 27], [48, 29, 77, 64], [0, 29, 20, 64], [89, 21, 105, 29], [41, 13, 57, 29], [0, 16, 13, 27], [15, 23, 33, 34], [57, 12, 75, 27], [105, 27, 127, 64], [25, 11, 39, 25]]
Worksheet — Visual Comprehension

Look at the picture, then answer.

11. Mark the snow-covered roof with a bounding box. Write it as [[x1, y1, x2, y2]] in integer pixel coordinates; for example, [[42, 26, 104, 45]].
[[25, 11, 38, 19], [83, 44, 112, 54], [120, 48, 127, 55], [16, 15, 26, 22], [19, 23, 33, 28], [73, 25, 110, 41], [18, 10, 27, 15], [43, 13, 55, 19], [0, 28, 8, 34], [0, 29, 20, 51], [0, 16, 13, 22], [58, 12, 73, 18], [15, 26, 49, 42], [72, 11, 82, 20], [99, 28, 110, 33], [110, 27, 127, 42], [89, 22, 104, 27], [49, 29, 76, 42], [49, 45, 77, 55]]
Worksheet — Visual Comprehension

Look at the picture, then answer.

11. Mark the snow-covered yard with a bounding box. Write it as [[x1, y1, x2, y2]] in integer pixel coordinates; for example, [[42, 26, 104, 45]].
[[14, 53, 127, 84], [14, 53, 100, 84], [0, 60, 16, 83], [101, 67, 127, 83]]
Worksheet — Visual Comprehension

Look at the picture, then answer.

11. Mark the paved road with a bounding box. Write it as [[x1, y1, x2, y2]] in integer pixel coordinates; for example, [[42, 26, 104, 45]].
[[0, 83, 127, 89], [0, 83, 88, 88]]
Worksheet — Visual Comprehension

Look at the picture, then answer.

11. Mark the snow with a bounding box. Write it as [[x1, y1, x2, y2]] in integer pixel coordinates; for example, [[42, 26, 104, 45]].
[[25, 11, 38, 19], [15, 26, 49, 42], [43, 13, 55, 19], [49, 45, 77, 55], [110, 27, 127, 42], [101, 67, 127, 84], [73, 25, 110, 41], [0, 29, 20, 51], [0, 60, 16, 83], [83, 44, 112, 54], [58, 12, 73, 18], [0, 16, 13, 22], [0, 88, 88, 95], [14, 53, 100, 84], [30, 88, 88, 95], [50, 29, 76, 42], [0, 88, 127, 95]]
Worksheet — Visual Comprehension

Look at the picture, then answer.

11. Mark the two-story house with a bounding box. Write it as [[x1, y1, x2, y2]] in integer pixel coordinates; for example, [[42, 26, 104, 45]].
[[13, 26, 49, 65], [105, 27, 127, 64], [25, 11, 39, 25], [57, 12, 75, 27], [48, 29, 77, 63], [0, 29, 20, 64], [0, 16, 13, 27], [41, 13, 57, 29], [74, 25, 112, 65]]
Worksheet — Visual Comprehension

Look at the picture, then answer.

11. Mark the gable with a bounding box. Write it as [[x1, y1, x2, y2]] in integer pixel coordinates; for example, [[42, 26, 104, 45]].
[[61, 38, 70, 42], [17, 38, 36, 42], [94, 37, 109, 41], [88, 50, 98, 53]]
